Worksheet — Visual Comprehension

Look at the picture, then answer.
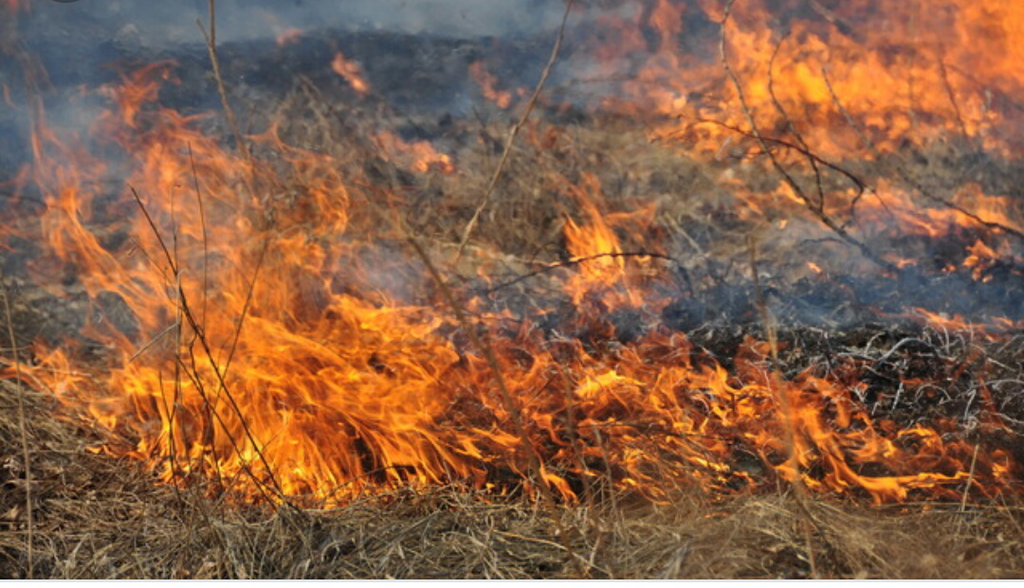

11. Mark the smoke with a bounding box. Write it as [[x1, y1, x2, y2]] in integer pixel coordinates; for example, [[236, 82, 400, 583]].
[[1, 1, 590, 178], [23, 0, 570, 47]]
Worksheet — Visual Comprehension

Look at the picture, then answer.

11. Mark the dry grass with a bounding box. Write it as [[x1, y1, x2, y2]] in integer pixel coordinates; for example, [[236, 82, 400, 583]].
[[1, 379, 1021, 579]]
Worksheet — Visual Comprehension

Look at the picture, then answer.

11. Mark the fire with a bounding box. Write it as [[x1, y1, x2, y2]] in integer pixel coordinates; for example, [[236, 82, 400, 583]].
[[594, 0, 1024, 158], [1, 2, 1021, 509], [331, 52, 370, 95], [854, 182, 1023, 242], [275, 28, 304, 48], [469, 61, 513, 109], [374, 131, 454, 175], [580, 0, 1024, 281], [562, 173, 656, 311], [15, 64, 470, 501], [911, 308, 977, 334], [256, 9, 304, 48], [907, 307, 1022, 340]]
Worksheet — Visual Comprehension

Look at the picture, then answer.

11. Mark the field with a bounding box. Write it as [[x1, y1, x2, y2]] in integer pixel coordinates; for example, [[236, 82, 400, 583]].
[[2, 0, 1023, 578]]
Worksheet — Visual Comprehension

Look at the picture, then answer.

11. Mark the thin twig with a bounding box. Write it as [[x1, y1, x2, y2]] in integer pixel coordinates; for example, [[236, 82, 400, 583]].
[[766, 31, 827, 213], [960, 443, 980, 513], [129, 186, 285, 504], [197, 0, 254, 172], [188, 143, 210, 330], [455, 0, 575, 261], [937, 58, 971, 144], [211, 236, 270, 402], [483, 250, 683, 295], [128, 321, 180, 363], [689, 117, 867, 197]]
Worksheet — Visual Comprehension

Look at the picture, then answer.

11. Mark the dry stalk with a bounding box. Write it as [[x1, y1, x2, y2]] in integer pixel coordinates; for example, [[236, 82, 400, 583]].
[[129, 186, 285, 505], [185, 338, 226, 492], [588, 423, 624, 532], [197, 0, 254, 172], [747, 235, 818, 578], [549, 358, 611, 576], [168, 286, 186, 503], [1, 272, 33, 578], [184, 140, 220, 495], [455, 0, 575, 261], [954, 444, 981, 541], [483, 250, 684, 295], [959, 443, 980, 513]]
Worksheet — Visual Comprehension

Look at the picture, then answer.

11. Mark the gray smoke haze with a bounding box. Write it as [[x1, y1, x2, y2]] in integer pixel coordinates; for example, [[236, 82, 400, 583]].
[[12, 0, 632, 114], [4, 1, 619, 171], [24, 0, 571, 46]]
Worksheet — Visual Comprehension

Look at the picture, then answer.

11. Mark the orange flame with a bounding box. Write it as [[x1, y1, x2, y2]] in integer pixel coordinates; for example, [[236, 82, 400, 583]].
[[562, 173, 656, 311], [582, 0, 1024, 281], [375, 131, 454, 175], [331, 52, 370, 95], [592, 0, 1024, 158], [469, 61, 513, 109]]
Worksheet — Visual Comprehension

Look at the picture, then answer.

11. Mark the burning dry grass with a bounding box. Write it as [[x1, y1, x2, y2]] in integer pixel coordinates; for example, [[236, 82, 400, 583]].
[[3, 0, 1024, 578], [1, 378, 1022, 579], [1, 77, 1022, 578]]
